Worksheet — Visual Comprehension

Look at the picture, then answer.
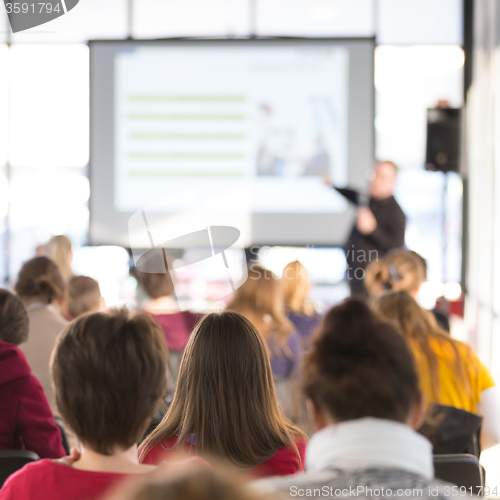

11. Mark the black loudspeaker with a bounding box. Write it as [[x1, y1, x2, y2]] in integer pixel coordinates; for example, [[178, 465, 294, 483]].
[[425, 108, 462, 173]]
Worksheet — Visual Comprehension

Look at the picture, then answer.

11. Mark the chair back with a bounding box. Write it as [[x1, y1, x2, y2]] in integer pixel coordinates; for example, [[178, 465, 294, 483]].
[[0, 450, 40, 487], [54, 416, 71, 455], [433, 454, 484, 494]]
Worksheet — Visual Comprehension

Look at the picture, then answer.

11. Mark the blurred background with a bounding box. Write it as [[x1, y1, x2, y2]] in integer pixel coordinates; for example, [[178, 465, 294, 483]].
[[0, 0, 465, 315], [4, 0, 500, 488]]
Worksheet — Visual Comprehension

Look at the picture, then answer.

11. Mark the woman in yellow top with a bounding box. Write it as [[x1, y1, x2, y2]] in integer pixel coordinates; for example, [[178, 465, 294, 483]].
[[376, 291, 500, 449]]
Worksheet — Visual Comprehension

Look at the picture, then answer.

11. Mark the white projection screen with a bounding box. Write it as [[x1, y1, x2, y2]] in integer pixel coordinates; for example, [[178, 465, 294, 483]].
[[89, 38, 374, 248]]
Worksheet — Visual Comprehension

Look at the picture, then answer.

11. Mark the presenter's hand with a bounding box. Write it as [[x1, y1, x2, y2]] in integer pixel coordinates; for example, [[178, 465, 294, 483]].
[[322, 175, 333, 187], [356, 207, 377, 235]]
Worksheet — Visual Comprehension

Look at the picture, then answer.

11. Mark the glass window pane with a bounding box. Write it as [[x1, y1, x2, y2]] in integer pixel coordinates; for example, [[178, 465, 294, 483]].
[[257, 0, 375, 37], [10, 0, 128, 44], [8, 168, 89, 278], [378, 0, 463, 45], [375, 46, 464, 169], [133, 0, 250, 38], [9, 45, 89, 167]]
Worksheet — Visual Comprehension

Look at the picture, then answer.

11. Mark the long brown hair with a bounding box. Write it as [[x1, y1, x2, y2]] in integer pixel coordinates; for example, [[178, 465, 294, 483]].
[[283, 261, 315, 316], [375, 291, 471, 403], [139, 312, 304, 467], [226, 265, 293, 345]]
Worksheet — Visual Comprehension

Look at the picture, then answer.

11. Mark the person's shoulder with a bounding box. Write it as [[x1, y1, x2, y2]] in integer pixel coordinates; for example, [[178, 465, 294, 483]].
[[3, 459, 59, 488], [142, 436, 180, 465], [253, 468, 465, 500], [182, 310, 202, 324], [0, 341, 31, 378], [257, 436, 306, 477], [389, 196, 406, 216]]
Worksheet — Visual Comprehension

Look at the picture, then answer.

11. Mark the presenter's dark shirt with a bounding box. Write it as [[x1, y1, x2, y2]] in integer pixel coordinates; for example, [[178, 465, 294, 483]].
[[335, 187, 406, 294]]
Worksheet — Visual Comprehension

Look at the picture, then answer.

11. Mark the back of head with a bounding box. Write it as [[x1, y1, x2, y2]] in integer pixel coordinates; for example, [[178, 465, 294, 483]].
[[109, 466, 267, 500], [365, 250, 426, 298], [226, 265, 292, 338], [141, 311, 301, 466], [46, 235, 73, 283], [51, 309, 167, 455], [136, 249, 175, 300], [66, 275, 102, 319], [304, 298, 419, 423], [0, 289, 29, 345], [282, 260, 314, 316], [15, 256, 65, 305]]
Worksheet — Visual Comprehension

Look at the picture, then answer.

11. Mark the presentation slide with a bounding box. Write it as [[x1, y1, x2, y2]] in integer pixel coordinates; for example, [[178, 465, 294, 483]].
[[114, 46, 348, 213], [90, 39, 374, 247]]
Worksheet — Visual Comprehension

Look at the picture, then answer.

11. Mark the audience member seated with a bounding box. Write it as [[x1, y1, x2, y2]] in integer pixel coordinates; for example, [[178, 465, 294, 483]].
[[0, 309, 168, 500], [106, 465, 268, 500], [253, 298, 460, 500], [282, 260, 321, 351], [365, 249, 450, 331], [15, 257, 68, 413], [227, 266, 302, 416], [136, 249, 199, 393], [65, 276, 104, 320], [140, 311, 306, 478], [376, 291, 500, 449], [46, 235, 74, 284], [0, 289, 65, 459]]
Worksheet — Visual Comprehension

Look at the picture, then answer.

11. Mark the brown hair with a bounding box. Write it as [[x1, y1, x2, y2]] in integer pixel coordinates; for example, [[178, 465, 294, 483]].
[[136, 249, 175, 300], [51, 309, 167, 455], [15, 256, 65, 304], [46, 235, 74, 283], [375, 291, 470, 404], [304, 298, 420, 423], [226, 265, 293, 346], [0, 289, 29, 345], [140, 312, 304, 467], [282, 261, 315, 316], [365, 249, 426, 298], [107, 465, 271, 500], [66, 276, 102, 319]]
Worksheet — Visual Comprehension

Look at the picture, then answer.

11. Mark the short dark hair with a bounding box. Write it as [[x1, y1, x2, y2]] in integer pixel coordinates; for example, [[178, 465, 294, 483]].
[[51, 309, 168, 455], [304, 298, 419, 423], [66, 276, 102, 319], [15, 256, 65, 304], [0, 289, 29, 345]]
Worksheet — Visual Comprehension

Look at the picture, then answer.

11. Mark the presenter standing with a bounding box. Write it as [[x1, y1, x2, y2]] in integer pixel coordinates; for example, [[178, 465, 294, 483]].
[[324, 161, 406, 296]]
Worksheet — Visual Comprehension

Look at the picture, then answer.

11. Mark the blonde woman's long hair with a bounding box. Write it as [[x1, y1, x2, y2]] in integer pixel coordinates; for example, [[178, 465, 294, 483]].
[[46, 235, 74, 283], [365, 249, 426, 298], [226, 265, 294, 346], [139, 312, 305, 467], [282, 261, 315, 316], [375, 291, 471, 404]]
